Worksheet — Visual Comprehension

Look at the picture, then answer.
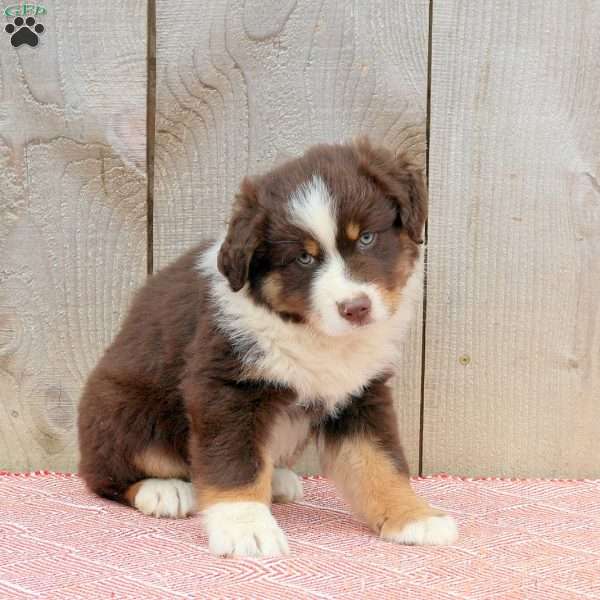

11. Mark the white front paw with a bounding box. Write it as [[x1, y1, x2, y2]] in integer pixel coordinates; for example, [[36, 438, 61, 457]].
[[384, 514, 458, 546], [272, 468, 303, 503], [203, 501, 289, 558]]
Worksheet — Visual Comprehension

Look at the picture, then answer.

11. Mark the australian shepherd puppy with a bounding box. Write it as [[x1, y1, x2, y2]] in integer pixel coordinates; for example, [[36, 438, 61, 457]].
[[78, 138, 457, 557]]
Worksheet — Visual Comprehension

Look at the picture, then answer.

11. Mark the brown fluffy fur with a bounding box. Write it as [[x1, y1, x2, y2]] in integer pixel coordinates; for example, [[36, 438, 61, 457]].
[[77, 139, 450, 552]]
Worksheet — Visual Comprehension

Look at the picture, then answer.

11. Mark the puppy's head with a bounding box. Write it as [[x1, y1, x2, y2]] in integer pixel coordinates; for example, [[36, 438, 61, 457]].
[[218, 139, 427, 337]]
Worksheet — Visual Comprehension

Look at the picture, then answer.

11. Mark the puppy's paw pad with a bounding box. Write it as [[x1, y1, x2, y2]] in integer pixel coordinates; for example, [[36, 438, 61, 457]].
[[385, 514, 458, 546], [272, 468, 303, 503], [133, 478, 195, 518], [204, 501, 289, 558]]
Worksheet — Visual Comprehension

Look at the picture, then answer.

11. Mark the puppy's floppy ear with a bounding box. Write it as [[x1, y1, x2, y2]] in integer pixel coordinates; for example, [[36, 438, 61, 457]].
[[218, 178, 266, 292], [354, 137, 427, 244]]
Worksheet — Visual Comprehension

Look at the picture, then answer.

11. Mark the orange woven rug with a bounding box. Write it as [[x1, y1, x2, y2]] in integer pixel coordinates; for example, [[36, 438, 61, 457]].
[[1, 472, 599, 599]]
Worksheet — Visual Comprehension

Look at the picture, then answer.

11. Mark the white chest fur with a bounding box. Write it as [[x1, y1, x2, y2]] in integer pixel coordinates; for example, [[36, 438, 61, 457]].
[[199, 242, 422, 414]]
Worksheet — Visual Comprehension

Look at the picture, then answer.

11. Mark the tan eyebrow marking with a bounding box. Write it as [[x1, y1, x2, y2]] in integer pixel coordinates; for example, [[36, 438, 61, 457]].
[[304, 239, 319, 256], [346, 222, 360, 241]]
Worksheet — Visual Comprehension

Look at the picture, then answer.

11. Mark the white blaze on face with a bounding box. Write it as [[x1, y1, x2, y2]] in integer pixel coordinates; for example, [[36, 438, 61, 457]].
[[289, 176, 390, 336]]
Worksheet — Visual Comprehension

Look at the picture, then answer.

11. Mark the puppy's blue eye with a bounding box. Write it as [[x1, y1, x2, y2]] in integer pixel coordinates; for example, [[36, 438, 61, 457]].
[[358, 231, 376, 248], [296, 251, 316, 266]]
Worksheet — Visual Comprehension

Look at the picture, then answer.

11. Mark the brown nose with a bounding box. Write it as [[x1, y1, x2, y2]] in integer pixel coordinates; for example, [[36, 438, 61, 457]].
[[337, 295, 372, 324]]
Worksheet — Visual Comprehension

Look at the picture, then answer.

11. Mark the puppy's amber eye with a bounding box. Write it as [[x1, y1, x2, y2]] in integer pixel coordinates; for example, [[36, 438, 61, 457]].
[[358, 231, 377, 249], [296, 251, 316, 266]]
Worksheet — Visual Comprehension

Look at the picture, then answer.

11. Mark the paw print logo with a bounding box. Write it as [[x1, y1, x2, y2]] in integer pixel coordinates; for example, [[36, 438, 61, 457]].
[[5, 16, 45, 47]]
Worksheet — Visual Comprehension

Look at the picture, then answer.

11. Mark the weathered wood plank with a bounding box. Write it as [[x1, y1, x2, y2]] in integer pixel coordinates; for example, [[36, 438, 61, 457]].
[[425, 1, 600, 477], [154, 0, 430, 473], [0, 1, 147, 471]]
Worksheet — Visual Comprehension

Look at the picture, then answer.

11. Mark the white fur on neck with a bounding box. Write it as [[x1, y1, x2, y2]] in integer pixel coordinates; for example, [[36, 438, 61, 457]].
[[198, 241, 422, 414]]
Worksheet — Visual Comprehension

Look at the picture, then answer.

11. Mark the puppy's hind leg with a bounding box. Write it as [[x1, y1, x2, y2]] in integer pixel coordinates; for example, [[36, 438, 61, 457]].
[[78, 367, 194, 518], [124, 447, 195, 519], [124, 478, 196, 518], [272, 468, 303, 503]]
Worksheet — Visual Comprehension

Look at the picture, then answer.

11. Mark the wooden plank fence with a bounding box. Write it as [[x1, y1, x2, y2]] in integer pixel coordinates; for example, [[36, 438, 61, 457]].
[[0, 1, 147, 471], [1, 1, 598, 477], [425, 1, 600, 478]]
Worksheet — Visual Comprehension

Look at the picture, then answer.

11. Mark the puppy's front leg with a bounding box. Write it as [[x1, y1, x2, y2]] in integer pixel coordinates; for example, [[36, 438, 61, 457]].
[[185, 381, 289, 558], [319, 381, 458, 546]]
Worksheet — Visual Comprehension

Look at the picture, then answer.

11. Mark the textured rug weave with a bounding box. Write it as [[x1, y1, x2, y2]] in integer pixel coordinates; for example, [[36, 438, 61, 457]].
[[1, 473, 599, 599]]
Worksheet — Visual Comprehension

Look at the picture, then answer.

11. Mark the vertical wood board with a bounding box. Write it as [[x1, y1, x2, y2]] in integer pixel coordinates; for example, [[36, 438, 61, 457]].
[[153, 0, 430, 472], [0, 1, 147, 471], [425, 1, 600, 477]]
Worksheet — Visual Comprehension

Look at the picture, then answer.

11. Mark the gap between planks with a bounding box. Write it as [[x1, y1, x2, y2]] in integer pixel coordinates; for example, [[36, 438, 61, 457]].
[[146, 0, 157, 275]]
